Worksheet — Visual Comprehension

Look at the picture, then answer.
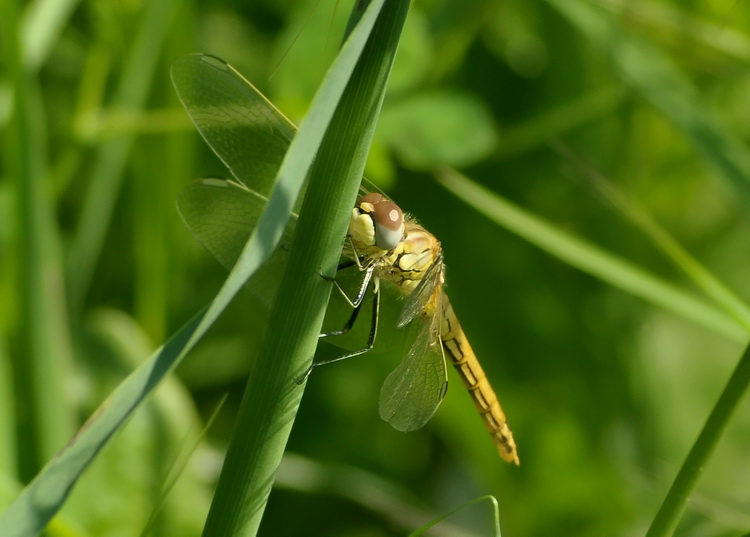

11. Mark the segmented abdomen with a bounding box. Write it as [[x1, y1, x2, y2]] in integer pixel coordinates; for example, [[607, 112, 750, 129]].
[[440, 294, 519, 465]]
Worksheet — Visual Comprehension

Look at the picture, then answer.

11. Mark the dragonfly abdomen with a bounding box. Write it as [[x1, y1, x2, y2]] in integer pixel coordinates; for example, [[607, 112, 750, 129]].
[[440, 295, 520, 465]]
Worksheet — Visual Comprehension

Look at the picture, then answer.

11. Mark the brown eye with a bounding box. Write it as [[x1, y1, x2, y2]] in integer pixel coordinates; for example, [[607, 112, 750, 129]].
[[371, 200, 403, 250], [355, 193, 404, 250], [372, 200, 402, 232]]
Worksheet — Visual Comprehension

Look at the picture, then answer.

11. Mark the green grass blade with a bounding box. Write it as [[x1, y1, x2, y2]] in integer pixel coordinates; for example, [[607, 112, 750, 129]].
[[554, 143, 750, 330], [645, 343, 750, 537], [436, 168, 747, 342], [0, 308, 206, 536], [200, 1, 410, 535]]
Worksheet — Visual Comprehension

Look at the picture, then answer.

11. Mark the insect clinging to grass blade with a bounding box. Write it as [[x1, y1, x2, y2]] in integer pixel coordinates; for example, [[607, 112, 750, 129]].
[[172, 53, 519, 464]]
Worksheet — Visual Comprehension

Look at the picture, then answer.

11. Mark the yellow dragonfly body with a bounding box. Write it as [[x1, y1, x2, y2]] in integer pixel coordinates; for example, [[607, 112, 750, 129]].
[[349, 194, 519, 465]]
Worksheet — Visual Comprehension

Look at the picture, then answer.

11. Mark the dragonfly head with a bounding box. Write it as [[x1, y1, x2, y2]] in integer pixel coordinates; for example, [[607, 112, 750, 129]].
[[350, 193, 404, 252]]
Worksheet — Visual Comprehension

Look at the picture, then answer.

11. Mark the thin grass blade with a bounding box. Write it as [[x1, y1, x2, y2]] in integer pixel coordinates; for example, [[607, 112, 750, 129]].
[[554, 143, 750, 330], [645, 343, 750, 537], [436, 168, 747, 342], [200, 1, 411, 535]]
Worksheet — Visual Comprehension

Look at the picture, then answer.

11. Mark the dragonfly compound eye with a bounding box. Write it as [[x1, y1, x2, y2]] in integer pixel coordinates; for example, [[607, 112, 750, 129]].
[[353, 193, 404, 251], [371, 200, 403, 250]]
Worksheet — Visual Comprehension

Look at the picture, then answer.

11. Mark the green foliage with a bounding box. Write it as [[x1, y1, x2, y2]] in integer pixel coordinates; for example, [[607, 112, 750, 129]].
[[2, 0, 750, 536]]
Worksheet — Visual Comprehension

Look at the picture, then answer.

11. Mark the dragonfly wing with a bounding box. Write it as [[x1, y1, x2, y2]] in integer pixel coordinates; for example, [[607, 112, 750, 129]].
[[172, 54, 387, 200], [171, 54, 295, 199], [397, 258, 444, 328], [172, 54, 384, 307], [379, 309, 448, 432], [177, 178, 296, 308]]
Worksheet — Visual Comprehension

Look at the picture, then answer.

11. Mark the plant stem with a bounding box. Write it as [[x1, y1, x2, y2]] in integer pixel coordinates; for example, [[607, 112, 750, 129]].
[[646, 343, 750, 537], [200, 2, 410, 535]]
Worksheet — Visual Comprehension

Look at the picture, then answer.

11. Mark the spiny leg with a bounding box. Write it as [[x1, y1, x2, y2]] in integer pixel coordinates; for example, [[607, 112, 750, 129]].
[[320, 264, 374, 337], [320, 238, 371, 308], [296, 281, 380, 384], [322, 261, 373, 309]]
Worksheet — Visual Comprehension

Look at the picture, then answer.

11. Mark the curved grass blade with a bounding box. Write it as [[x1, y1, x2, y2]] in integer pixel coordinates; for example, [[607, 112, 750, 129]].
[[407, 495, 501, 537], [199, 1, 407, 534], [0, 309, 206, 537], [437, 168, 748, 343]]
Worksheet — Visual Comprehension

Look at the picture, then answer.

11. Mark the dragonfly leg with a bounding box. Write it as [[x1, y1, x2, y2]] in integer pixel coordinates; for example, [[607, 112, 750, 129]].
[[320, 264, 375, 336], [326, 263, 373, 309], [319, 295, 364, 338], [295, 282, 380, 384], [319, 238, 373, 307]]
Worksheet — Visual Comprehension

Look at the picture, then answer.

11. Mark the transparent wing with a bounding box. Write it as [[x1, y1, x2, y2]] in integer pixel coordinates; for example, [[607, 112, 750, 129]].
[[397, 257, 444, 328], [172, 54, 381, 196], [171, 54, 295, 199], [172, 54, 383, 310], [379, 301, 448, 432], [177, 178, 296, 308]]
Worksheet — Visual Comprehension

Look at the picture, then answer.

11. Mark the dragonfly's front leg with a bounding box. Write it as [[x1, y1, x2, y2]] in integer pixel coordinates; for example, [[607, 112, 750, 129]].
[[320, 262, 374, 335], [295, 271, 380, 384], [322, 238, 373, 308]]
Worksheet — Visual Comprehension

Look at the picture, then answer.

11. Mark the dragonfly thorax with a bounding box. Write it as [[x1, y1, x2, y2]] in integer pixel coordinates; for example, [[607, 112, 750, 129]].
[[382, 224, 443, 296], [349, 194, 443, 297]]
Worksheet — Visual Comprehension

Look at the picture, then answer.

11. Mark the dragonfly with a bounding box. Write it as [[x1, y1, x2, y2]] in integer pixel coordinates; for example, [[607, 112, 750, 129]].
[[171, 53, 519, 465]]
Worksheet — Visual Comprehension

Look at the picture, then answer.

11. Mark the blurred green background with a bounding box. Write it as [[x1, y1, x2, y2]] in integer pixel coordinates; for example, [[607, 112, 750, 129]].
[[3, 0, 750, 535]]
